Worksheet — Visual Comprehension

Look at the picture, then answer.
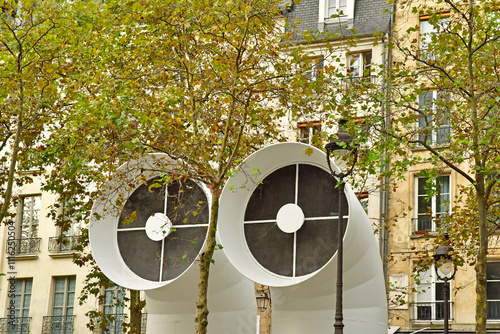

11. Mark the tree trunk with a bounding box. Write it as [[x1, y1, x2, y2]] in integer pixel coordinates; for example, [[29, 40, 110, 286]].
[[475, 180, 488, 334], [195, 189, 220, 334], [129, 289, 143, 334], [0, 82, 23, 225]]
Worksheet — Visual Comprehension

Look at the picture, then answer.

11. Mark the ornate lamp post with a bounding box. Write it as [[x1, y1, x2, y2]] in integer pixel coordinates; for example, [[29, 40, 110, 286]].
[[256, 290, 270, 312], [433, 234, 457, 334], [325, 120, 358, 334]]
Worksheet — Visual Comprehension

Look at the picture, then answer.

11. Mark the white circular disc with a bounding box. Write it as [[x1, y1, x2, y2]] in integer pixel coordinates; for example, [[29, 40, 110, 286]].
[[145, 213, 173, 241], [276, 203, 305, 233]]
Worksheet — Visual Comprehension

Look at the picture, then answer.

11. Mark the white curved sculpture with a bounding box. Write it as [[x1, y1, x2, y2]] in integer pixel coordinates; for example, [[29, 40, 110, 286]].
[[89, 154, 257, 333], [90, 145, 388, 334], [218, 142, 388, 334]]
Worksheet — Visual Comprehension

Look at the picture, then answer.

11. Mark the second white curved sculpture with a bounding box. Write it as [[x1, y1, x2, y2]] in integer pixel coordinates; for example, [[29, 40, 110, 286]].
[[218, 142, 387, 334]]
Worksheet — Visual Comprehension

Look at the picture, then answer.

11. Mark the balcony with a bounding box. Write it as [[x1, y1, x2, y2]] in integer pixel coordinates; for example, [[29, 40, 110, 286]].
[[412, 301, 453, 322], [48, 236, 78, 253], [0, 317, 31, 334], [412, 217, 432, 234], [7, 238, 41, 255], [93, 314, 126, 334], [92, 313, 147, 334], [41, 315, 75, 334]]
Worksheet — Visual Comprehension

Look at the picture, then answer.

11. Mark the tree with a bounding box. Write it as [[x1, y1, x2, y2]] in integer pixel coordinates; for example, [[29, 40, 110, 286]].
[[333, 0, 500, 332], [0, 0, 146, 331], [38, 0, 322, 332], [0, 0, 83, 224]]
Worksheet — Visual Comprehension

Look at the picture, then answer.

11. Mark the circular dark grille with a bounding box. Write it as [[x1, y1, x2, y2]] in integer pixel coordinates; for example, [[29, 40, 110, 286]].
[[243, 164, 348, 277], [117, 178, 209, 282]]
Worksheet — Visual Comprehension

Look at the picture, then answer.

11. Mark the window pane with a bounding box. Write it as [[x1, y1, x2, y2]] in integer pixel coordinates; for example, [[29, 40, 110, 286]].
[[364, 53, 372, 75], [417, 305, 432, 320], [436, 126, 451, 144], [53, 293, 64, 307], [419, 91, 434, 110], [418, 178, 428, 195], [66, 292, 75, 308], [23, 294, 31, 309], [418, 197, 431, 213], [436, 188, 450, 214], [488, 301, 500, 319], [435, 282, 445, 301], [487, 262, 500, 280], [415, 282, 432, 302], [55, 278, 66, 292], [350, 54, 361, 77], [68, 277, 76, 292], [24, 280, 32, 294], [435, 301, 445, 320], [418, 216, 432, 231], [488, 282, 500, 299]]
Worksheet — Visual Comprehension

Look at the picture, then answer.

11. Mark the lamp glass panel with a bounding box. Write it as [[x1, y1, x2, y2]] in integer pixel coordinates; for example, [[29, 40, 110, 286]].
[[438, 260, 453, 276]]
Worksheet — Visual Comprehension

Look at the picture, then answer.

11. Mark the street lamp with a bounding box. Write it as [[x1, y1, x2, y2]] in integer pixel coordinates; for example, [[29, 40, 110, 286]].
[[433, 234, 457, 334], [256, 290, 270, 313], [325, 119, 358, 334]]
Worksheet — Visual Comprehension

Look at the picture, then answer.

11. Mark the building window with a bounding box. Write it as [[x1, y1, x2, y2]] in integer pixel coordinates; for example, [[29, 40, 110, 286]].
[[4, 278, 33, 334], [304, 57, 324, 81], [328, 0, 348, 18], [414, 266, 450, 321], [53, 276, 76, 316], [297, 121, 321, 145], [44, 276, 76, 333], [13, 278, 32, 318], [414, 175, 450, 232], [348, 52, 372, 80], [102, 286, 126, 334], [19, 195, 41, 239], [487, 262, 500, 319], [417, 91, 451, 145], [318, 0, 355, 30], [60, 198, 81, 238], [420, 14, 450, 60]]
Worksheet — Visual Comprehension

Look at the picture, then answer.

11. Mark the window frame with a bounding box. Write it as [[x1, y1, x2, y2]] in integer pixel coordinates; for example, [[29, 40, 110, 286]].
[[487, 262, 500, 320], [417, 90, 451, 146], [348, 51, 373, 80], [419, 13, 450, 61], [304, 56, 324, 81], [318, 0, 355, 28], [19, 195, 41, 239], [60, 198, 81, 238], [413, 265, 450, 322], [10, 278, 33, 319], [51, 276, 76, 317], [414, 175, 451, 232], [297, 121, 322, 146], [101, 286, 127, 334]]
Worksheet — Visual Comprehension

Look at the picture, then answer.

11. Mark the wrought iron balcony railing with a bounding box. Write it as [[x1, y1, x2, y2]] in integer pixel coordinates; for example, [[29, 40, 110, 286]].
[[344, 75, 377, 84], [411, 301, 454, 322], [92, 314, 126, 334], [0, 317, 31, 334], [91, 313, 147, 334], [48, 236, 78, 252], [7, 238, 41, 255], [412, 217, 432, 233], [41, 315, 75, 334]]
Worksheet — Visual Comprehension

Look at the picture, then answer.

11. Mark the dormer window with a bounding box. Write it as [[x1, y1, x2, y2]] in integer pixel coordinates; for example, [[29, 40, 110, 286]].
[[328, 0, 348, 18], [318, 0, 355, 30]]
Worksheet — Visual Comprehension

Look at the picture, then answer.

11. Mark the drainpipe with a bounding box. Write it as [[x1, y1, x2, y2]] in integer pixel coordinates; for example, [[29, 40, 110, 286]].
[[379, 0, 396, 278]]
